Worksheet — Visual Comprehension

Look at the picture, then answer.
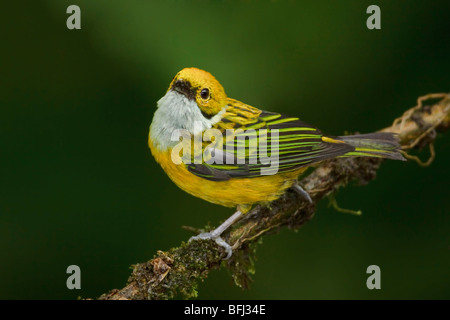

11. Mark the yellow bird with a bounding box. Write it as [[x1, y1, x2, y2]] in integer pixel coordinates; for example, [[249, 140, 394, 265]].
[[149, 67, 405, 258]]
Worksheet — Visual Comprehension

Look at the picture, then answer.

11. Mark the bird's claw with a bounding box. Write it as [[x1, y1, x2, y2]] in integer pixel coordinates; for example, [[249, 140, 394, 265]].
[[189, 232, 233, 259], [292, 183, 313, 203]]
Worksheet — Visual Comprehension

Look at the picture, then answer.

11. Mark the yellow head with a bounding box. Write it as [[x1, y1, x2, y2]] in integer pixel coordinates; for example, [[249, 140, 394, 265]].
[[150, 68, 229, 151], [168, 67, 228, 118]]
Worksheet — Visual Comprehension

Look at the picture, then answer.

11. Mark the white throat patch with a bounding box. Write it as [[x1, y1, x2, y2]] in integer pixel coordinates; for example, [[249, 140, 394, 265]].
[[149, 90, 227, 151]]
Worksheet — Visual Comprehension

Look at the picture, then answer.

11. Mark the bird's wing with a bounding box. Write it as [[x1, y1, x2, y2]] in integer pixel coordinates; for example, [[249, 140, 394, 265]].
[[187, 99, 354, 181]]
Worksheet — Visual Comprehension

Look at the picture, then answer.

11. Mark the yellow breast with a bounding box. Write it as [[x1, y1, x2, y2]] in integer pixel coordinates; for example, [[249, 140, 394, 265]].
[[149, 139, 306, 210]]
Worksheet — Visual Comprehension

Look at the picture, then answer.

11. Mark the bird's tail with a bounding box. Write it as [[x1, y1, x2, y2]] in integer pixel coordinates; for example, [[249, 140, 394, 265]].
[[338, 132, 406, 161]]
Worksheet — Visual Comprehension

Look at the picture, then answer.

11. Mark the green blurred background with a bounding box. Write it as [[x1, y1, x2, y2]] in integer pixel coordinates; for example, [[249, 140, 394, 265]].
[[1, 0, 449, 299]]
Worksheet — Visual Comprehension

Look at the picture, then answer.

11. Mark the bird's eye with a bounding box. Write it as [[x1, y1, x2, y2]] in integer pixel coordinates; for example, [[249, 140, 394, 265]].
[[200, 88, 210, 100]]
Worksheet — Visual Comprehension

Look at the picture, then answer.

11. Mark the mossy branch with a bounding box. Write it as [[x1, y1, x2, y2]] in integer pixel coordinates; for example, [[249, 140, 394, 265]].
[[98, 93, 450, 300]]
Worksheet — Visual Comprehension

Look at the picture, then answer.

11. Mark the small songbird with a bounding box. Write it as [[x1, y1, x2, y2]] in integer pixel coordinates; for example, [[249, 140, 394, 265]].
[[149, 67, 405, 258]]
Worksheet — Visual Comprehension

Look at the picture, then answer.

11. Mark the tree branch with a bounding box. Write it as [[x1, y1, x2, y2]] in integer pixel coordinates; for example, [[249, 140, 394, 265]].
[[99, 93, 450, 300]]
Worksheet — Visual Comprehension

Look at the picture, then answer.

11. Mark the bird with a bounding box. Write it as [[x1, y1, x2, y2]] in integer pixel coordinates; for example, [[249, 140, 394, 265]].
[[148, 67, 405, 258]]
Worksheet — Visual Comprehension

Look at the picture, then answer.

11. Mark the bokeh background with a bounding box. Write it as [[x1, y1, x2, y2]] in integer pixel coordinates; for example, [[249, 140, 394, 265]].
[[1, 0, 449, 299]]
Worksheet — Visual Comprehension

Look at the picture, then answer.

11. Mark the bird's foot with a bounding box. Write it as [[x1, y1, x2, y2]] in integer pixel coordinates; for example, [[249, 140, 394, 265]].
[[292, 182, 313, 203], [188, 210, 243, 259], [189, 232, 233, 259]]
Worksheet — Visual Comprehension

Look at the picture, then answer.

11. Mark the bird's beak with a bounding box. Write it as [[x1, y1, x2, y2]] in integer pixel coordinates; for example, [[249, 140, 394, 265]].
[[171, 79, 196, 101]]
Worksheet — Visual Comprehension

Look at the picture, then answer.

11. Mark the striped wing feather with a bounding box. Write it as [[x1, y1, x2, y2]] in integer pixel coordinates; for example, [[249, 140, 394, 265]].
[[187, 100, 355, 181]]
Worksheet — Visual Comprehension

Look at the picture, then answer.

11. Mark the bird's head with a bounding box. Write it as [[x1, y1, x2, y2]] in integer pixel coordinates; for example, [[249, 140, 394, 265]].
[[168, 67, 228, 119], [150, 68, 229, 150]]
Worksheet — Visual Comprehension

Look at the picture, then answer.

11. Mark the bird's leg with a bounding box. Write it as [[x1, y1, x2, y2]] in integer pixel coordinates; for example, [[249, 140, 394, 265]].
[[292, 181, 313, 204], [189, 210, 243, 259]]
